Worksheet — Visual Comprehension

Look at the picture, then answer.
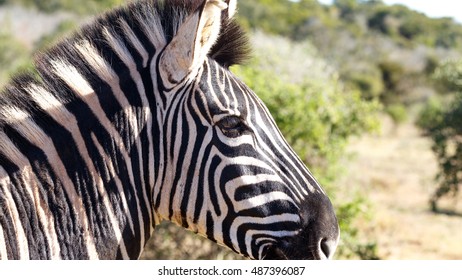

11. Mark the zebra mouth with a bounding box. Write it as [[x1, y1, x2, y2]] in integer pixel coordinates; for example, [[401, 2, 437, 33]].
[[262, 237, 325, 260], [263, 246, 289, 260]]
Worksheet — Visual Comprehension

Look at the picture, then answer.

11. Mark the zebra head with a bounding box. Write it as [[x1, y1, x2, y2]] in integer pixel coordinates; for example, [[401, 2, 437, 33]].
[[154, 0, 339, 260]]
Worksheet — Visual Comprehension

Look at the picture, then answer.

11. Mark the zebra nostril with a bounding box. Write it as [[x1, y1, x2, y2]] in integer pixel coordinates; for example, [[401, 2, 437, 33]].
[[319, 238, 336, 259]]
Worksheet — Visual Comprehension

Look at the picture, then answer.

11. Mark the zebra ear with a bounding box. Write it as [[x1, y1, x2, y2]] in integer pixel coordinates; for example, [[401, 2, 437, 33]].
[[223, 0, 237, 19], [159, 0, 227, 87]]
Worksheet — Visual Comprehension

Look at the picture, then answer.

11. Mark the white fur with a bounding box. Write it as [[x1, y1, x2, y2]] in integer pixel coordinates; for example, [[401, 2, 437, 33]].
[[0, 166, 30, 259], [0, 106, 99, 259], [0, 130, 61, 259]]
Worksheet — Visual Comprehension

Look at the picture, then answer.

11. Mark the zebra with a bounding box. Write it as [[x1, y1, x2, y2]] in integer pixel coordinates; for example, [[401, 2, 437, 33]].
[[0, 0, 339, 260]]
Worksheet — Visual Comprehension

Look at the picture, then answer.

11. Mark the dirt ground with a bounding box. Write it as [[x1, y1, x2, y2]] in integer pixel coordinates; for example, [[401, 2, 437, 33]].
[[339, 116, 462, 259]]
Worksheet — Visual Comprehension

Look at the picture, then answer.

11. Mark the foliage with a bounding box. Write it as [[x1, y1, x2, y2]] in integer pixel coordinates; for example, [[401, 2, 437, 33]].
[[334, 0, 360, 21], [386, 103, 408, 124], [141, 222, 244, 260], [34, 20, 77, 51], [0, 32, 30, 87], [366, 3, 462, 48], [417, 97, 445, 131], [238, 0, 332, 41], [236, 0, 462, 121], [433, 59, 462, 93], [232, 35, 379, 176], [343, 68, 384, 100], [232, 34, 380, 259], [335, 194, 379, 260], [2, 0, 124, 14], [378, 60, 405, 103], [238, 0, 462, 49], [367, 8, 395, 36], [0, 17, 76, 88], [418, 59, 462, 212]]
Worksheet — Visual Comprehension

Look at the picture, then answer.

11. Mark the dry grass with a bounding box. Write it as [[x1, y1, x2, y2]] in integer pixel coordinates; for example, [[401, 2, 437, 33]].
[[338, 115, 462, 259]]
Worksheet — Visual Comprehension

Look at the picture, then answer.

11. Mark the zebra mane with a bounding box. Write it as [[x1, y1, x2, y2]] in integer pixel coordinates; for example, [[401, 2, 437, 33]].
[[49, 0, 249, 69]]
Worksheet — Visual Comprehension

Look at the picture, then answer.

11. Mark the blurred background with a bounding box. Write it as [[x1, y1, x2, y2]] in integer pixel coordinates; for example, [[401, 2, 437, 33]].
[[1, 0, 461, 259]]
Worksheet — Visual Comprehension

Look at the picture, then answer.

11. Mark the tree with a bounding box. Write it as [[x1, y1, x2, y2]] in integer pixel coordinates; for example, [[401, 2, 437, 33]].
[[419, 59, 462, 212], [334, 0, 359, 21]]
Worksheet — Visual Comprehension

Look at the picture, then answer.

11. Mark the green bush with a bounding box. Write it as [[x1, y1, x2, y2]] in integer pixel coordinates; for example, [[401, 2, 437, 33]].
[[335, 194, 379, 259], [344, 69, 384, 100], [0, 32, 30, 88], [425, 94, 462, 212], [35, 20, 77, 51], [378, 60, 406, 104], [368, 9, 394, 35], [386, 103, 408, 124], [334, 0, 359, 22], [4, 0, 124, 14], [237, 0, 332, 40], [418, 59, 462, 212], [399, 17, 424, 40], [417, 97, 445, 131], [433, 59, 462, 93]]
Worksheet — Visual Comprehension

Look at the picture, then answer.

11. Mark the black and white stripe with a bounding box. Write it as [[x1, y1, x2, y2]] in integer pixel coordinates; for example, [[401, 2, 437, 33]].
[[0, 0, 339, 260]]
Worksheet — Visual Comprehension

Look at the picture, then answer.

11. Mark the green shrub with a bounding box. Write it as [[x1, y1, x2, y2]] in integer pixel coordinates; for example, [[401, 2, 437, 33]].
[[433, 59, 462, 93], [344, 69, 384, 100], [237, 0, 333, 40], [335, 194, 379, 260], [425, 94, 462, 212], [418, 59, 462, 212], [0, 32, 30, 88], [334, 0, 359, 21], [378, 60, 406, 104], [399, 17, 424, 40], [386, 103, 408, 124], [5, 0, 124, 14], [368, 9, 393, 35], [417, 97, 445, 131], [35, 20, 77, 51]]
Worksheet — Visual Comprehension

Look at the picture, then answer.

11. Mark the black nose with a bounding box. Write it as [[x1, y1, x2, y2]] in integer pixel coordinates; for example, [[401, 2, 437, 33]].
[[303, 194, 340, 259], [264, 194, 340, 260], [319, 237, 338, 259], [263, 233, 339, 260]]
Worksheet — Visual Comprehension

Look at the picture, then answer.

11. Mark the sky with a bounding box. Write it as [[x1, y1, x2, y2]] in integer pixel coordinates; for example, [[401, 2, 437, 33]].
[[317, 0, 462, 23]]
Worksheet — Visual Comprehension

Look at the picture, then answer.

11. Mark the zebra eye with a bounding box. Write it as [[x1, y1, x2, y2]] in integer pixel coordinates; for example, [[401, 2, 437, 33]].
[[216, 115, 247, 137]]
